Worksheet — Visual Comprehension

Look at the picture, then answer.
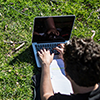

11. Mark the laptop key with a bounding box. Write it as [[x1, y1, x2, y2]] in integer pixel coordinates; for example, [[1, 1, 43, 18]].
[[35, 43, 60, 55]]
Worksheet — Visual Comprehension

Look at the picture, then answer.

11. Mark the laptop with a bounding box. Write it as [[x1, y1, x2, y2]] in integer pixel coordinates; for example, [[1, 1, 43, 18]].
[[32, 15, 75, 68]]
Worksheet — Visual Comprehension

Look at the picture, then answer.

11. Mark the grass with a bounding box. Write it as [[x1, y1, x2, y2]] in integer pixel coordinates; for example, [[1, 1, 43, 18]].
[[0, 0, 100, 99]]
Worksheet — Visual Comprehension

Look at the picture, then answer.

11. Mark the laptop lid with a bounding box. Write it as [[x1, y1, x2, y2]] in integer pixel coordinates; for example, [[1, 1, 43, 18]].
[[32, 15, 75, 43]]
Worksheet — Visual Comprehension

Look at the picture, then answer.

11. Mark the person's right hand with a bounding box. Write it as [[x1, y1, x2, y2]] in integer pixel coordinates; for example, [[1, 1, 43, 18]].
[[53, 43, 65, 60], [38, 48, 54, 67]]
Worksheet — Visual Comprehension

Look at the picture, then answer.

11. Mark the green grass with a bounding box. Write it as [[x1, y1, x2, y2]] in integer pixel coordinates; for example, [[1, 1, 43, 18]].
[[0, 0, 100, 99]]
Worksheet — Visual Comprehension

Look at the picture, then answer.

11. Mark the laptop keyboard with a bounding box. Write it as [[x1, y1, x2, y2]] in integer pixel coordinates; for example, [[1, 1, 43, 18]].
[[35, 43, 60, 55]]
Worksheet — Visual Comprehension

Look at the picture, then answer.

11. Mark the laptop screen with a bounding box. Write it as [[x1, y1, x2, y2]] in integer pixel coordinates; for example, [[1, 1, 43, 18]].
[[32, 16, 75, 43]]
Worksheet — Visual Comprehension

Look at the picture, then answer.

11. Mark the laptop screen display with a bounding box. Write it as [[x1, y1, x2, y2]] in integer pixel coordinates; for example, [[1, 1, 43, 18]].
[[32, 16, 75, 43]]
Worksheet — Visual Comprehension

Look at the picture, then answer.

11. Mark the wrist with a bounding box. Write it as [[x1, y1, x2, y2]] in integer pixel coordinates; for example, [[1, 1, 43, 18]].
[[41, 63, 50, 76], [41, 63, 50, 68]]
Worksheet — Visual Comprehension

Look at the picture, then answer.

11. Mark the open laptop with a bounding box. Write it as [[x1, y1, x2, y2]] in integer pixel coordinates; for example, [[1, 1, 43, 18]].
[[32, 15, 75, 68]]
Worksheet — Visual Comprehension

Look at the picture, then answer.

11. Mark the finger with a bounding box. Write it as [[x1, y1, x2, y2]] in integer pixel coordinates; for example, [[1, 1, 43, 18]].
[[56, 31, 60, 36], [47, 49, 50, 52], [47, 30, 51, 34], [47, 31, 50, 34], [43, 48, 46, 52], [47, 49, 50, 54], [58, 43, 64, 48], [61, 43, 65, 48], [40, 49, 44, 54], [47, 48, 49, 51], [53, 47, 62, 53], [38, 51, 42, 56], [51, 53, 54, 58]]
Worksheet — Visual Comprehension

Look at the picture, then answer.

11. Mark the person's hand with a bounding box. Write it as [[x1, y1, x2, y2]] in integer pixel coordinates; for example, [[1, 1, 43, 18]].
[[46, 29, 60, 39], [53, 43, 65, 60], [38, 48, 54, 67], [47, 29, 60, 36]]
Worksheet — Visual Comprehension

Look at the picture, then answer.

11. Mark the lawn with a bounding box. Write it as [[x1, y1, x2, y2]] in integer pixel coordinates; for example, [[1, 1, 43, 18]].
[[0, 0, 100, 99]]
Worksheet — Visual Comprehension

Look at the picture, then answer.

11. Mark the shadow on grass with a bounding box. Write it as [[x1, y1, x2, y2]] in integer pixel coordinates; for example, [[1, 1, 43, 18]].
[[9, 45, 40, 99], [9, 45, 40, 73]]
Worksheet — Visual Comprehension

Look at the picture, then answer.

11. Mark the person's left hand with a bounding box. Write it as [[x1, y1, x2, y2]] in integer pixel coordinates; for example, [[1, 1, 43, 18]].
[[53, 43, 65, 60], [38, 48, 54, 67]]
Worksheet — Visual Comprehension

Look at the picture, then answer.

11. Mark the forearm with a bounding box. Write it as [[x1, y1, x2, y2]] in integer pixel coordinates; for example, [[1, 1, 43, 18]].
[[40, 64, 54, 100], [45, 17, 56, 30]]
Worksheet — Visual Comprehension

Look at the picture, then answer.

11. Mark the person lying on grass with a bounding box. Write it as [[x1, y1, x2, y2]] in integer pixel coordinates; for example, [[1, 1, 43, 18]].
[[38, 36, 100, 100]]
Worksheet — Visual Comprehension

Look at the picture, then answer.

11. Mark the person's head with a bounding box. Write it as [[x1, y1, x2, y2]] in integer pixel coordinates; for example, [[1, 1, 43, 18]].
[[63, 37, 100, 87]]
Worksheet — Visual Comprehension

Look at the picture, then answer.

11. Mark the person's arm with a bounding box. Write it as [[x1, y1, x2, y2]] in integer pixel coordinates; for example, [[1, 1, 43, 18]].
[[45, 17, 56, 30], [38, 49, 54, 100], [45, 17, 60, 36]]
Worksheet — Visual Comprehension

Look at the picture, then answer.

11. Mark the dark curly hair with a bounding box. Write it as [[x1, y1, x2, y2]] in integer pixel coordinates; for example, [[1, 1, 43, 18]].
[[63, 37, 100, 87]]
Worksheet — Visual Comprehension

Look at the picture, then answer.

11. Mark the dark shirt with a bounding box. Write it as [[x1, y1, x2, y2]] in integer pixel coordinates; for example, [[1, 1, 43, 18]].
[[48, 83, 100, 100]]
